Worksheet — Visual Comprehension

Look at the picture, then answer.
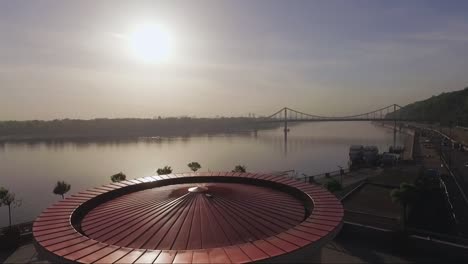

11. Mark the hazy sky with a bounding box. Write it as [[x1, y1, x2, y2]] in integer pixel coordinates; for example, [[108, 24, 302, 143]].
[[1, 0, 468, 120]]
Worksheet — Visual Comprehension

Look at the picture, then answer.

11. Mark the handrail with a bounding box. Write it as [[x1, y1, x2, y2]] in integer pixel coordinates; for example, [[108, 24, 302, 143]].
[[298, 168, 350, 181], [340, 181, 367, 201], [344, 209, 398, 221], [0, 221, 34, 235], [407, 227, 468, 246]]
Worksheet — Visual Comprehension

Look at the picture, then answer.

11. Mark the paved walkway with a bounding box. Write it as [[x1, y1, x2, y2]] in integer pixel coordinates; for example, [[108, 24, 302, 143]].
[[3, 244, 48, 264], [315, 168, 383, 187], [322, 240, 410, 263]]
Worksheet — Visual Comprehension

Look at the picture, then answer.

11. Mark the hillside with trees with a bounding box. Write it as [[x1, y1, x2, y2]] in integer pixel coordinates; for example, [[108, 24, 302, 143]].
[[389, 87, 468, 126]]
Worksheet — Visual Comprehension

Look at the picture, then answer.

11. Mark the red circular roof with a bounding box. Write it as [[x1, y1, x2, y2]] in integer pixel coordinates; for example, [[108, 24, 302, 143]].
[[33, 172, 344, 263], [82, 183, 305, 250]]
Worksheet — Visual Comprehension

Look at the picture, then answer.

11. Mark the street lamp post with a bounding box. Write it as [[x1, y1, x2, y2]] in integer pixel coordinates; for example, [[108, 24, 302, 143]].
[[449, 121, 453, 167], [440, 135, 443, 165], [338, 165, 344, 185]]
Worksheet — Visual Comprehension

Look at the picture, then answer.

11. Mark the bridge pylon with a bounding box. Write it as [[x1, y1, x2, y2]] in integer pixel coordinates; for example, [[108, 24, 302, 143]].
[[393, 104, 397, 149], [283, 107, 288, 133], [283, 108, 289, 149]]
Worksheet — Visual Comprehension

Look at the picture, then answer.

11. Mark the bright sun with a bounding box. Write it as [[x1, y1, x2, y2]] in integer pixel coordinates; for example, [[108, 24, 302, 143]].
[[129, 24, 173, 63]]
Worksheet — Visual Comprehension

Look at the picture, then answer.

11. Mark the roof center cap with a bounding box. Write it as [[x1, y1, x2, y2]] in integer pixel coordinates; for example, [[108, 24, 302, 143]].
[[188, 186, 208, 193]]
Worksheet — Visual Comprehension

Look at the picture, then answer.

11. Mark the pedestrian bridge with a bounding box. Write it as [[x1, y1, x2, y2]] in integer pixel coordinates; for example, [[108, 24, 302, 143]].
[[261, 104, 405, 122]]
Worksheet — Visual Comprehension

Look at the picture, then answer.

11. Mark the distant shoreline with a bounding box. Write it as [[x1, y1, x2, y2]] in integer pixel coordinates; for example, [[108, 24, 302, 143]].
[[0, 131, 259, 143], [0, 117, 281, 143]]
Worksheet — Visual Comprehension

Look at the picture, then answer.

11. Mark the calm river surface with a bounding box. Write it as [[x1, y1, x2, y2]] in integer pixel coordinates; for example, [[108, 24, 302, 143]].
[[0, 122, 406, 227]]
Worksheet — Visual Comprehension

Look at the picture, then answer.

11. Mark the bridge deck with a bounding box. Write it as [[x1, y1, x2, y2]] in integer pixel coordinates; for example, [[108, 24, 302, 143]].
[[258, 118, 403, 123]]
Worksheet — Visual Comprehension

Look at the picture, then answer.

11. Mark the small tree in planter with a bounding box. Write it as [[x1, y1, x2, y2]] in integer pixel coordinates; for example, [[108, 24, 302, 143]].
[[111, 172, 127, 183], [232, 165, 247, 173], [391, 182, 419, 233], [1, 190, 21, 228], [53, 181, 71, 199], [187, 162, 201, 172], [157, 166, 172, 175], [0, 187, 7, 201], [0, 188, 22, 249], [324, 179, 342, 193]]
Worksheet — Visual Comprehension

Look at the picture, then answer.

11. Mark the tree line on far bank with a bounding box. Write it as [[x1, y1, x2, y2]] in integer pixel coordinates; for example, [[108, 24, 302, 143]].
[[0, 117, 280, 141]]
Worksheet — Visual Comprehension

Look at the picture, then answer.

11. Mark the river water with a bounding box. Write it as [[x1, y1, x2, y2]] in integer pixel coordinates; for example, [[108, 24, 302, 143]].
[[0, 122, 406, 227]]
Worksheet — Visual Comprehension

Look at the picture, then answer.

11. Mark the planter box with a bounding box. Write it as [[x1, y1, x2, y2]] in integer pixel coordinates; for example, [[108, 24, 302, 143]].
[[0, 227, 20, 250]]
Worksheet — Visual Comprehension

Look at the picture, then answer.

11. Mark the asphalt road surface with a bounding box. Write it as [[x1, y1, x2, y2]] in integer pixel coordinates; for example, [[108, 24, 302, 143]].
[[422, 131, 468, 236]]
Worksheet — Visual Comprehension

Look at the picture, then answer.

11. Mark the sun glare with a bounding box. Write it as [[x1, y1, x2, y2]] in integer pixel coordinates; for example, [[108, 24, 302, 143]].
[[129, 24, 173, 63]]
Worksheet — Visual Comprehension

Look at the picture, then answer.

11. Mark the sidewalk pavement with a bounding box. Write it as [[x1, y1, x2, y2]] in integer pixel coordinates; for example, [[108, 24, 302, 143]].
[[3, 244, 48, 264]]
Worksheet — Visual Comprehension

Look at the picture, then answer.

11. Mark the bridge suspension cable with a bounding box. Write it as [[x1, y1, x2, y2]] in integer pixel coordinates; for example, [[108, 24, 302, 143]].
[[265, 104, 403, 121]]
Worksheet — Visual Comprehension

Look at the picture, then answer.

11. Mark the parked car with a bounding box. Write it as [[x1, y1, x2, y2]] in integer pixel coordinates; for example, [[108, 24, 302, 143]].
[[426, 169, 440, 178]]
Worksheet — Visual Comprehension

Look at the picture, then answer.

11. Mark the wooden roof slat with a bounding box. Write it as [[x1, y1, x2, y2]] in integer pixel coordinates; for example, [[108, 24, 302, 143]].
[[65, 243, 108, 262], [153, 250, 177, 264], [94, 247, 132, 264], [77, 245, 119, 264], [134, 250, 161, 264], [238, 243, 268, 262], [207, 248, 231, 264], [252, 240, 285, 257], [191, 250, 209, 264], [223, 246, 251, 264], [114, 249, 145, 264]]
